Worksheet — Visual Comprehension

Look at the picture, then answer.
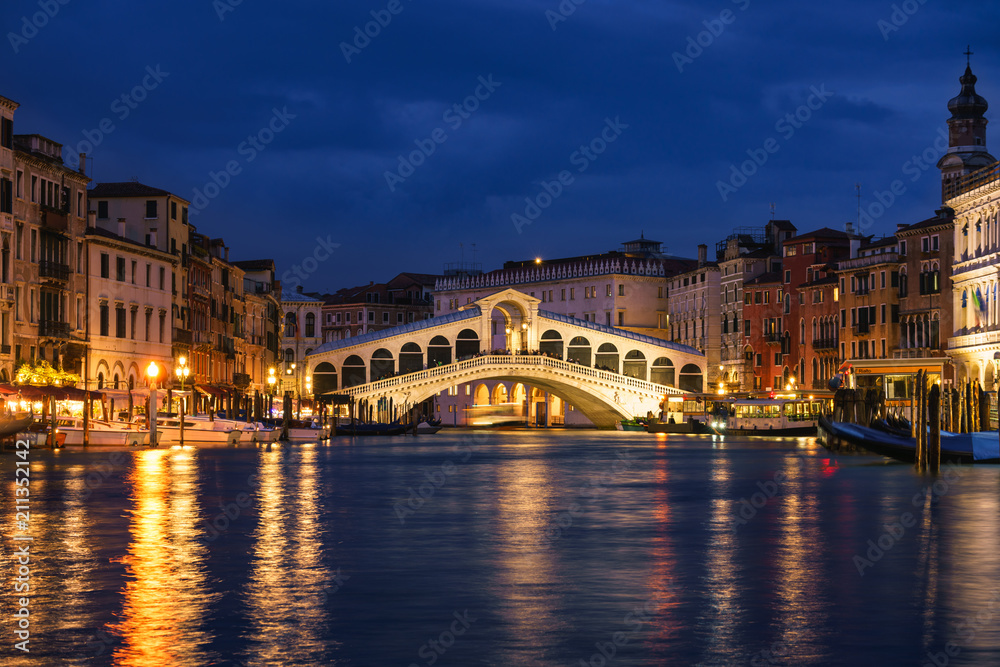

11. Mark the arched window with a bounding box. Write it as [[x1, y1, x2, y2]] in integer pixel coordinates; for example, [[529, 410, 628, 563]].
[[285, 348, 294, 364], [305, 312, 315, 337]]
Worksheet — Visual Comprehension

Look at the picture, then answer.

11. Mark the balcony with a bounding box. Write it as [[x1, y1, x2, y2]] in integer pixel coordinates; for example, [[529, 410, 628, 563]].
[[838, 252, 900, 270], [173, 328, 192, 345], [39, 260, 70, 282], [39, 319, 71, 339], [948, 328, 1000, 350], [764, 332, 783, 345], [1, 344, 10, 354], [852, 323, 871, 336], [812, 338, 837, 350], [0, 285, 13, 303]]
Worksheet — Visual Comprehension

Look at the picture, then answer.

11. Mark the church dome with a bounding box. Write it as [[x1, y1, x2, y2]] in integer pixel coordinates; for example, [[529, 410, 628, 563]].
[[948, 65, 988, 119]]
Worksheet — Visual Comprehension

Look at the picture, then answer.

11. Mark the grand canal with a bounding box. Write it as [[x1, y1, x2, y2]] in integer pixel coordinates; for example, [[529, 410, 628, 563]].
[[3, 430, 1000, 666]]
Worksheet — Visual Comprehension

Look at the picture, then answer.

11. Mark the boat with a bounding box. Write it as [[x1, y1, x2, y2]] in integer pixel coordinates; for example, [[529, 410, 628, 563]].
[[335, 420, 409, 436], [648, 393, 725, 434], [714, 396, 825, 437], [414, 421, 442, 434], [646, 417, 713, 434], [132, 415, 242, 445], [0, 411, 33, 438], [616, 418, 647, 432], [818, 415, 1000, 464], [54, 417, 157, 446], [260, 418, 328, 440]]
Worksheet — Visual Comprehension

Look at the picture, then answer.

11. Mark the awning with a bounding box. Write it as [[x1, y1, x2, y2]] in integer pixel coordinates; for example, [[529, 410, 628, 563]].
[[1, 384, 102, 401], [196, 385, 228, 397]]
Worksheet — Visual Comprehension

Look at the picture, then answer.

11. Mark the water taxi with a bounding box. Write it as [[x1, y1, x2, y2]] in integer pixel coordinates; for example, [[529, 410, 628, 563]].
[[715, 396, 826, 437]]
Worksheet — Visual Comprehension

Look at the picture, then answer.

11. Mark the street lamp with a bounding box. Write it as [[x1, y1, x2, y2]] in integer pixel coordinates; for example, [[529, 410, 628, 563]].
[[267, 367, 277, 418], [147, 362, 159, 445], [175, 356, 190, 391]]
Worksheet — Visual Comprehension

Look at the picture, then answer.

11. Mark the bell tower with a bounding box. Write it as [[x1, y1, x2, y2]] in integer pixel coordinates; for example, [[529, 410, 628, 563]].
[[938, 48, 996, 201]]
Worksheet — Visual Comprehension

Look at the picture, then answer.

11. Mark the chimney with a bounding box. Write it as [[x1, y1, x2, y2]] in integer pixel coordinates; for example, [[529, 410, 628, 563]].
[[296, 285, 303, 294], [896, 223, 907, 231], [697, 244, 707, 267], [117, 217, 126, 239], [79, 153, 86, 176], [87, 210, 96, 228], [845, 221, 854, 235]]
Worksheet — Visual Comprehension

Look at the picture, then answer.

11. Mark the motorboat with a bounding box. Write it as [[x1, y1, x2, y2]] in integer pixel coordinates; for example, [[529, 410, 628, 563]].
[[0, 411, 33, 438], [54, 417, 157, 446], [132, 415, 241, 445], [414, 420, 443, 434], [713, 396, 825, 437], [261, 418, 328, 440]]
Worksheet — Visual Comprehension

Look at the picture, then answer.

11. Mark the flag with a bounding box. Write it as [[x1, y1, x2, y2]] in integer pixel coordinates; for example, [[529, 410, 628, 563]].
[[972, 288, 987, 327]]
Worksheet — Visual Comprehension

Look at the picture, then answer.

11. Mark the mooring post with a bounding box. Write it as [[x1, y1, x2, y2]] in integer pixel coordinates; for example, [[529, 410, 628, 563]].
[[910, 380, 917, 438], [928, 383, 940, 473], [915, 371, 925, 470]]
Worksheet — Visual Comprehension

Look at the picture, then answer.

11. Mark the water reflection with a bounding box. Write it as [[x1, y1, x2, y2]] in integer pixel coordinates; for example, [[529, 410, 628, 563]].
[[646, 439, 684, 653], [239, 446, 330, 665], [698, 452, 741, 665], [112, 449, 215, 666]]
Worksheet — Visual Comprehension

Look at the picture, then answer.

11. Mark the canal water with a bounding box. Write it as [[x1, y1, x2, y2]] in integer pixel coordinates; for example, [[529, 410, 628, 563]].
[[2, 430, 1000, 666]]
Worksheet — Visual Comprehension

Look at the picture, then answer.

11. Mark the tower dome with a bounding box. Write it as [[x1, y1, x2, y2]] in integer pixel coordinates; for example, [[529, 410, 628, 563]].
[[947, 64, 989, 119]]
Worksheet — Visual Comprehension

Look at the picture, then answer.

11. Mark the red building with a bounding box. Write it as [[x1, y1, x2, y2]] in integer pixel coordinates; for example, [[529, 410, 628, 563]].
[[742, 271, 785, 391]]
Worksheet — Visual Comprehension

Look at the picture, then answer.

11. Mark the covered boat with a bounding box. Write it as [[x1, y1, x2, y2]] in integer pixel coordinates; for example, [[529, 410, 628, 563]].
[[818, 416, 1000, 464]]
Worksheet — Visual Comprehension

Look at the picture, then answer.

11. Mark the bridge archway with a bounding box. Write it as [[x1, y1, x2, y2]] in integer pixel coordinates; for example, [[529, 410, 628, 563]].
[[313, 362, 338, 394], [651, 357, 675, 386], [428, 335, 452, 366], [371, 348, 394, 381], [511, 382, 526, 405], [596, 343, 619, 373], [679, 363, 703, 392], [455, 329, 480, 360], [567, 336, 591, 366], [474, 383, 490, 405], [491, 383, 509, 404], [623, 350, 646, 381], [399, 342, 423, 374], [343, 355, 366, 387], [539, 330, 563, 358]]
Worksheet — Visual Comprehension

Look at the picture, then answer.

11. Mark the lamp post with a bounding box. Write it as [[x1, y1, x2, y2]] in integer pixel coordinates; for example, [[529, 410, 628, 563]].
[[175, 356, 190, 412], [147, 361, 159, 446], [521, 321, 528, 353], [267, 367, 277, 418]]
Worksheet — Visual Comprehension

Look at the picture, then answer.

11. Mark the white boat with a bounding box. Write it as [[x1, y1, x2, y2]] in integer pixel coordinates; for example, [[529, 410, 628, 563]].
[[717, 396, 826, 437], [55, 417, 157, 446], [133, 416, 241, 445], [253, 423, 280, 443], [414, 421, 442, 434]]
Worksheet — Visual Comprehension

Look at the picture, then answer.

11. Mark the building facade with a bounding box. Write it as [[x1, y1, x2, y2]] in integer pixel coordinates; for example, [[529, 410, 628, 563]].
[[667, 245, 721, 386]]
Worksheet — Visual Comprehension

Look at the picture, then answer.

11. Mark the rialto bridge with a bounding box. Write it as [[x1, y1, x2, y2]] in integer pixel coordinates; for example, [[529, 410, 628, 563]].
[[305, 289, 706, 427]]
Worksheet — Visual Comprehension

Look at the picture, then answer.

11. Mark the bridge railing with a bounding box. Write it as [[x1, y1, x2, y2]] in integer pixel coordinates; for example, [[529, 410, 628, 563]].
[[340, 354, 687, 397]]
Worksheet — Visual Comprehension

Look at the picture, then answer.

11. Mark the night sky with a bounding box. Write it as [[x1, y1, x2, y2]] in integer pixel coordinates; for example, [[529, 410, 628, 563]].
[[4, 0, 998, 291]]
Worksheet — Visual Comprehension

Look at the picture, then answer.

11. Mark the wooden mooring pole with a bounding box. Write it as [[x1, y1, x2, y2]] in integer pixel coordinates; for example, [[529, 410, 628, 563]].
[[915, 370, 925, 470], [928, 383, 941, 473]]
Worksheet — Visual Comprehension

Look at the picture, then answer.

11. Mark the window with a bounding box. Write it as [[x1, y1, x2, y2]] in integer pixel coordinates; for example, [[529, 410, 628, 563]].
[[159, 267, 165, 290], [0, 117, 11, 148], [97, 200, 108, 219], [658, 286, 663, 299], [840, 309, 846, 328], [744, 320, 750, 336], [171, 201, 177, 220], [131, 260, 137, 284], [146, 264, 151, 286], [570, 288, 575, 300], [784, 270, 791, 284], [100, 253, 110, 278], [159, 312, 166, 343], [618, 311, 624, 326], [383, 312, 389, 324], [145, 200, 157, 219], [116, 257, 126, 281], [367, 311, 374, 322], [0, 178, 11, 214], [880, 271, 886, 289], [931, 235, 939, 251], [606, 284, 612, 297], [899, 240, 907, 255], [15, 170, 22, 199], [115, 305, 126, 338], [763, 291, 769, 305], [921, 236, 929, 253], [145, 310, 151, 341], [619, 285, 625, 296], [130, 308, 137, 340], [30, 229, 36, 262], [880, 304, 886, 324], [744, 292, 751, 305]]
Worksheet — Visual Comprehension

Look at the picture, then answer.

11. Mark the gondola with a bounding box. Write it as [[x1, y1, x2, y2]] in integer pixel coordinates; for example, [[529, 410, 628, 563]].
[[336, 420, 409, 436], [817, 415, 999, 464]]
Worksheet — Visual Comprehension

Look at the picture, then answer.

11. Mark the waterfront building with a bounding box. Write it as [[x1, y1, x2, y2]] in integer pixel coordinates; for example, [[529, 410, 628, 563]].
[[10, 132, 90, 381], [234, 259, 282, 392], [667, 244, 721, 386], [320, 272, 437, 343], [797, 263, 840, 390], [717, 220, 793, 391], [836, 235, 901, 362], [0, 95, 16, 380], [741, 271, 784, 391], [84, 225, 175, 389], [280, 288, 324, 401]]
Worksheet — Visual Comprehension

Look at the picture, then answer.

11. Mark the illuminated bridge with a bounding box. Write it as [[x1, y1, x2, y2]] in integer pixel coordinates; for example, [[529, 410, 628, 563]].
[[306, 289, 706, 427]]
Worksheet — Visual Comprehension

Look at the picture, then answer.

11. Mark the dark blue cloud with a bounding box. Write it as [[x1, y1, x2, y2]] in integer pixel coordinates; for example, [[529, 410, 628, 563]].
[[2, 0, 997, 292]]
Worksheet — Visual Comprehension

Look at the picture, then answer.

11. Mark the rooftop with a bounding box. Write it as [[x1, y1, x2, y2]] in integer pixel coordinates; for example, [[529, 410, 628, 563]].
[[89, 182, 175, 198]]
